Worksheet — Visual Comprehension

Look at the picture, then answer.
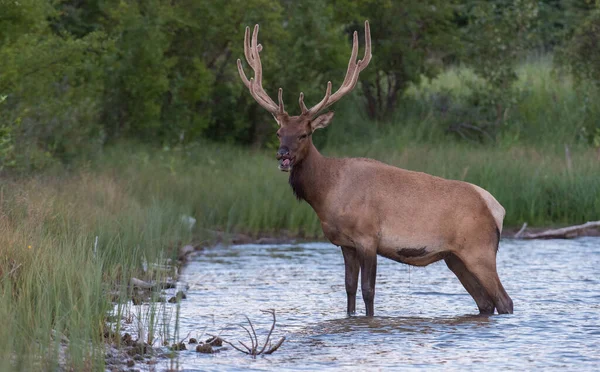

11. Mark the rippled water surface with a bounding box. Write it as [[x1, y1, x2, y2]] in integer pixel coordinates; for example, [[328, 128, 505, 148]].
[[161, 238, 599, 371]]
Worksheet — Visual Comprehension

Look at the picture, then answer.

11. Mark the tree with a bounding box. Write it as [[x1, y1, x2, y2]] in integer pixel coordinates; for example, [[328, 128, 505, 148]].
[[557, 1, 600, 146], [0, 0, 109, 169], [331, 0, 460, 120]]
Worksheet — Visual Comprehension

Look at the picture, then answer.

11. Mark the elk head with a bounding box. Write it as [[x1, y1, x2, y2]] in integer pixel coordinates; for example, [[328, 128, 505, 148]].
[[237, 21, 372, 172]]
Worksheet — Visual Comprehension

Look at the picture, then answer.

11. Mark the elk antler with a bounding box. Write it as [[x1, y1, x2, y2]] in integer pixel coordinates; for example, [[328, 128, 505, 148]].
[[237, 25, 285, 117], [237, 21, 371, 118], [300, 20, 372, 118]]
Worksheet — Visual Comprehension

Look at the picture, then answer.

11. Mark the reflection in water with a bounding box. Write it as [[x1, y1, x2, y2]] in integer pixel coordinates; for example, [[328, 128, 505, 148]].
[[151, 239, 599, 371]]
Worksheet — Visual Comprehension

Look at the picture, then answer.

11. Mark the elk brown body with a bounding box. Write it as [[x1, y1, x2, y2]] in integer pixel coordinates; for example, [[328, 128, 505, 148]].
[[237, 21, 513, 316]]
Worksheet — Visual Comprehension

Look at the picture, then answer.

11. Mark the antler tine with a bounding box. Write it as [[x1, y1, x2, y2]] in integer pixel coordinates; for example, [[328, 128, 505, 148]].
[[299, 92, 308, 114], [244, 26, 253, 67], [278, 88, 285, 115], [340, 31, 359, 87], [304, 20, 372, 117], [237, 24, 281, 115], [303, 81, 332, 118], [251, 25, 262, 82], [237, 59, 250, 87], [359, 20, 372, 71]]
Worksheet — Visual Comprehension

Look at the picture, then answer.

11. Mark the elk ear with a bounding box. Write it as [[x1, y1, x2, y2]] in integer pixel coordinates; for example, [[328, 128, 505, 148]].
[[311, 111, 335, 132]]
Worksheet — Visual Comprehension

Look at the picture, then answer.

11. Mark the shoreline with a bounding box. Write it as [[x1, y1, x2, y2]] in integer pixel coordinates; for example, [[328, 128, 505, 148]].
[[201, 224, 600, 249]]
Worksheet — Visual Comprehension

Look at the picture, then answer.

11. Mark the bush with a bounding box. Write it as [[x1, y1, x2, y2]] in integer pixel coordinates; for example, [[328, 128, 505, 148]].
[[557, 4, 600, 146]]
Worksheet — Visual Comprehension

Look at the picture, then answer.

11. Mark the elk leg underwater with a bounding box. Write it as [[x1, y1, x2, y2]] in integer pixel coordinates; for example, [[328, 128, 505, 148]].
[[458, 251, 514, 314], [358, 249, 377, 317], [341, 246, 360, 315], [445, 253, 495, 314]]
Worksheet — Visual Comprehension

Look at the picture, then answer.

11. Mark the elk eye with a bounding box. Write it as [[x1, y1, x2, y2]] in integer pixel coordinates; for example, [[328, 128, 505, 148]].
[[276, 132, 281, 138], [299, 134, 308, 140]]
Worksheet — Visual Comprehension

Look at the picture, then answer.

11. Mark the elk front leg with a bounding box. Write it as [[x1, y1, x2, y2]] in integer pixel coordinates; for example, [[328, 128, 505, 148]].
[[358, 249, 377, 317], [341, 246, 360, 315]]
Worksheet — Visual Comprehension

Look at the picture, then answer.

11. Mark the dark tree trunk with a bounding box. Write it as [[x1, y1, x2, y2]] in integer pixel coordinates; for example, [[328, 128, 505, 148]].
[[361, 72, 405, 121], [362, 80, 378, 120]]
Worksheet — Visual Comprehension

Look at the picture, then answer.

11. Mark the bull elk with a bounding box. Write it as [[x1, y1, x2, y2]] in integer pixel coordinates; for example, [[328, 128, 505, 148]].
[[237, 21, 513, 316]]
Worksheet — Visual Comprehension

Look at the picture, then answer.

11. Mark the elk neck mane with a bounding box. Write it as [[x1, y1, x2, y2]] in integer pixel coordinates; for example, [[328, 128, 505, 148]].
[[289, 161, 307, 201], [288, 144, 335, 204]]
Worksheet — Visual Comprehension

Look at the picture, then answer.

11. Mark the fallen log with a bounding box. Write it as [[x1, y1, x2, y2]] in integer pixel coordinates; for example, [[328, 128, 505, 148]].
[[519, 221, 600, 239]]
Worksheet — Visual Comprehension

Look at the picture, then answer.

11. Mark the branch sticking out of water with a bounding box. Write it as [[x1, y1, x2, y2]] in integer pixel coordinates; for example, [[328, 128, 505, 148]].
[[218, 309, 286, 356]]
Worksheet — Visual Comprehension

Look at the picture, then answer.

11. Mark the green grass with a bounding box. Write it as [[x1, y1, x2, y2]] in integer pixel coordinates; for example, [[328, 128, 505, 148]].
[[1, 57, 600, 370], [0, 173, 192, 370], [99, 140, 600, 233]]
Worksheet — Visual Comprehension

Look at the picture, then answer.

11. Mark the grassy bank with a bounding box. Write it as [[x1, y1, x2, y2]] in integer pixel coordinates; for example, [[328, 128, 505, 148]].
[[99, 141, 599, 234], [0, 169, 192, 370], [1, 57, 600, 369]]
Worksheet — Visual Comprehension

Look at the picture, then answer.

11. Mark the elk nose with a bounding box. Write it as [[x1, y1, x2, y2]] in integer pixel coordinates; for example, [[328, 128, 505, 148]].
[[277, 147, 289, 159]]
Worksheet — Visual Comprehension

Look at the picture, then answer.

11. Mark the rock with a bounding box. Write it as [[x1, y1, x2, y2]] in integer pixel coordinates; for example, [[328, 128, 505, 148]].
[[188, 338, 198, 344], [131, 295, 143, 305], [171, 342, 187, 351], [169, 291, 187, 303], [103, 329, 117, 341], [127, 342, 148, 356], [126, 359, 135, 367], [195, 343, 213, 354], [154, 281, 176, 290], [205, 336, 223, 347], [178, 244, 195, 260], [231, 233, 253, 245], [121, 333, 134, 346]]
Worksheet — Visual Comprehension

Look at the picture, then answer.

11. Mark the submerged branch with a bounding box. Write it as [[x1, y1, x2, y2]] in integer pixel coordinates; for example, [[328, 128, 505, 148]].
[[220, 309, 286, 356]]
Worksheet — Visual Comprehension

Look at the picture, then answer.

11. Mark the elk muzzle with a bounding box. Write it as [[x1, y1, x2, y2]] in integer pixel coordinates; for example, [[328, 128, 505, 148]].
[[276, 146, 294, 172]]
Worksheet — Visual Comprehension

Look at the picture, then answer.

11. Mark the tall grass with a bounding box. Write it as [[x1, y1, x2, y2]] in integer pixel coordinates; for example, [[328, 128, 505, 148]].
[[0, 174, 192, 370], [1, 57, 599, 369], [99, 141, 600, 232]]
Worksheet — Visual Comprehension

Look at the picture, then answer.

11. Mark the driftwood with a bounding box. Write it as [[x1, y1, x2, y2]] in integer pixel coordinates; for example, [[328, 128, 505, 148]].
[[130, 277, 177, 291], [218, 309, 285, 356], [517, 221, 600, 240]]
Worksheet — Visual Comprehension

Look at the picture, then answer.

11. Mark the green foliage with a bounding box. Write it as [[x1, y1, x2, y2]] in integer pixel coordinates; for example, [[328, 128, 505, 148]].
[[444, 0, 540, 141], [1, 0, 600, 163], [558, 5, 600, 84], [0, 1, 109, 170], [556, 2, 600, 145], [331, 0, 460, 120]]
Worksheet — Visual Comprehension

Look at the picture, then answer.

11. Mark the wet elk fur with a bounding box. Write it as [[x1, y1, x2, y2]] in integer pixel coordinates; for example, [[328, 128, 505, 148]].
[[237, 21, 513, 316]]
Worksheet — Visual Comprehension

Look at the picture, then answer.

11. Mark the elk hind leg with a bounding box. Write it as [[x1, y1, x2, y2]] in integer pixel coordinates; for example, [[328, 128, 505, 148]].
[[445, 253, 495, 314], [458, 250, 513, 314]]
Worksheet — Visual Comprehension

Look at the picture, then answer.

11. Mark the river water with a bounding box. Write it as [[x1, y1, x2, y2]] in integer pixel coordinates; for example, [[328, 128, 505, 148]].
[[153, 238, 599, 371]]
